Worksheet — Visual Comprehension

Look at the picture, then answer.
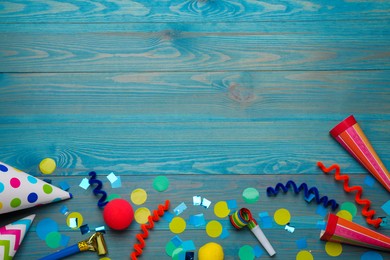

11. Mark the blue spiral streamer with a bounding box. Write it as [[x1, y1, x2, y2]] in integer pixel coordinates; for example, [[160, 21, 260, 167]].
[[88, 171, 108, 208], [266, 180, 339, 211]]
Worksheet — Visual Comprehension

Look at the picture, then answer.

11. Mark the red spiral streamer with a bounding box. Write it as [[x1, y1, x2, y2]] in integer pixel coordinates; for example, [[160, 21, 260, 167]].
[[130, 200, 170, 260], [317, 162, 382, 228]]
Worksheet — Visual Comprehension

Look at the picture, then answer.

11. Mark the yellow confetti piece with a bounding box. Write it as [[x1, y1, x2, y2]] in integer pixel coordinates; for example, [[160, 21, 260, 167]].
[[336, 210, 353, 221], [325, 241, 342, 256], [206, 220, 223, 238], [100, 258, 111, 260], [169, 217, 186, 234], [214, 201, 230, 218], [131, 188, 147, 205], [134, 207, 151, 224], [274, 208, 291, 225], [66, 212, 83, 229], [39, 158, 56, 174], [296, 250, 313, 260]]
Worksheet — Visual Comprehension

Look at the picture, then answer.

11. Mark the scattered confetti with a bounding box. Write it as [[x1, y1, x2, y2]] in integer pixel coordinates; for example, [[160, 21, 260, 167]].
[[316, 220, 326, 230], [336, 210, 353, 221], [80, 224, 90, 235], [381, 200, 390, 215], [242, 187, 259, 204], [60, 205, 69, 215], [201, 198, 212, 208], [214, 201, 231, 218], [39, 158, 56, 175], [169, 217, 186, 234], [253, 245, 264, 257], [206, 220, 222, 238], [79, 178, 90, 190], [66, 212, 83, 229], [165, 241, 176, 257], [274, 208, 291, 225], [162, 211, 174, 222], [380, 217, 387, 227], [285, 223, 295, 233], [134, 207, 151, 224], [226, 199, 237, 209], [107, 193, 121, 201], [363, 175, 375, 187], [131, 188, 148, 205], [316, 204, 328, 217], [296, 250, 313, 260], [59, 181, 70, 191], [100, 258, 111, 260], [325, 241, 342, 256], [259, 212, 273, 228], [106, 172, 118, 183], [340, 202, 357, 217], [95, 226, 106, 233], [220, 227, 230, 239], [45, 231, 62, 248], [238, 245, 255, 260], [153, 176, 170, 192], [36, 218, 59, 240], [304, 193, 316, 203], [361, 251, 383, 260], [193, 195, 202, 206], [188, 213, 206, 227], [60, 234, 70, 247], [182, 240, 196, 251], [171, 235, 183, 247], [185, 251, 195, 260], [174, 202, 187, 215], [296, 238, 308, 249], [111, 176, 122, 188], [172, 247, 185, 260]]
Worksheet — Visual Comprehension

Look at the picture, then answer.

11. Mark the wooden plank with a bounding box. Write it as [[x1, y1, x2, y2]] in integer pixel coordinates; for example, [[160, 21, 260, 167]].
[[1, 71, 390, 123], [1, 121, 389, 175], [0, 22, 389, 72], [2, 174, 389, 259], [1, 0, 389, 23]]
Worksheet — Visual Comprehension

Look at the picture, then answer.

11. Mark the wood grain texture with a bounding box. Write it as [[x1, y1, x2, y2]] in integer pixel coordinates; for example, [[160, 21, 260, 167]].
[[1, 0, 390, 259]]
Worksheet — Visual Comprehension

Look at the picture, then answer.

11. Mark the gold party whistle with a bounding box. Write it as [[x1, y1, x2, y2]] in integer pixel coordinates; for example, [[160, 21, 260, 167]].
[[39, 232, 108, 259]]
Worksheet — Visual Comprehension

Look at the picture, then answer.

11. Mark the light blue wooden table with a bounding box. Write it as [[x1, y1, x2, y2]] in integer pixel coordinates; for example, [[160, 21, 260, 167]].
[[1, 1, 389, 259]]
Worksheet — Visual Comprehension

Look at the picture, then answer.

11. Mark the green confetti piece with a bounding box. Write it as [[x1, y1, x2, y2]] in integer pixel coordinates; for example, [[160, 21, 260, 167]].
[[165, 241, 177, 257], [153, 176, 169, 192], [46, 231, 62, 249], [239, 245, 255, 260], [341, 202, 357, 217], [242, 187, 259, 204], [172, 247, 185, 260], [107, 193, 121, 201]]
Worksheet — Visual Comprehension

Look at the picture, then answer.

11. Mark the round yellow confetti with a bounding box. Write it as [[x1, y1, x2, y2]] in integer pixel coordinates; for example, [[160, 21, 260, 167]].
[[336, 210, 353, 221], [39, 158, 56, 174], [131, 188, 147, 205], [134, 207, 151, 224], [296, 250, 313, 260], [325, 241, 342, 256], [214, 201, 230, 218], [206, 220, 223, 238], [66, 212, 83, 229], [100, 258, 111, 260], [274, 208, 291, 225], [169, 217, 186, 234]]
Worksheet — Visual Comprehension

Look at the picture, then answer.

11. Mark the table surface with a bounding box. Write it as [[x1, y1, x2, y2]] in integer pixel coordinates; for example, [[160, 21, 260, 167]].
[[1, 1, 390, 259]]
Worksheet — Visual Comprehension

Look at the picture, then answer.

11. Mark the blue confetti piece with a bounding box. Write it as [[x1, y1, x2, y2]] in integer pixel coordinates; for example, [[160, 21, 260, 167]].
[[379, 217, 387, 227], [106, 172, 118, 183], [111, 176, 122, 188], [316, 204, 328, 217], [174, 202, 187, 215], [296, 238, 307, 249], [80, 224, 90, 235], [59, 181, 70, 191], [79, 178, 90, 190], [36, 218, 59, 240], [60, 234, 70, 247], [220, 227, 230, 239], [381, 200, 390, 215], [226, 199, 237, 210], [253, 245, 264, 257], [259, 211, 269, 218], [182, 240, 196, 251], [188, 214, 206, 227], [162, 211, 174, 222], [185, 252, 195, 260], [260, 216, 273, 228], [316, 220, 326, 230], [304, 193, 315, 203], [361, 251, 383, 260], [60, 205, 69, 215], [95, 226, 106, 233], [364, 176, 375, 187], [171, 235, 183, 247]]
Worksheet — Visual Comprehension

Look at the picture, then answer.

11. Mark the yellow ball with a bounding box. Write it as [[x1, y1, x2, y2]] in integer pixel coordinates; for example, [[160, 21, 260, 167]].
[[39, 158, 56, 174], [198, 242, 224, 260]]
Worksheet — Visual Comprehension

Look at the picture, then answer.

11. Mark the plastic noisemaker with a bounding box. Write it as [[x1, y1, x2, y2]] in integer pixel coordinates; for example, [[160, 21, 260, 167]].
[[0, 214, 35, 259], [230, 208, 276, 256], [330, 115, 390, 192], [320, 213, 390, 251], [0, 161, 72, 215], [39, 232, 108, 260]]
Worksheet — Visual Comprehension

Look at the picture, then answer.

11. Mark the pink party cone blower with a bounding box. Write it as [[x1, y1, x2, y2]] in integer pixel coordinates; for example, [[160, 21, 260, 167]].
[[330, 115, 390, 192], [320, 213, 390, 251]]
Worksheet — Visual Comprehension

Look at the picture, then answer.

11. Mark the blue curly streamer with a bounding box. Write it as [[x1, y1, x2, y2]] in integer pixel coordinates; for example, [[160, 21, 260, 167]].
[[266, 180, 339, 211], [88, 171, 108, 208]]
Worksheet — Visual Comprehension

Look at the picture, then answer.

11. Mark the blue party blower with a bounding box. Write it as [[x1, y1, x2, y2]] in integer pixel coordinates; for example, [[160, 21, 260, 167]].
[[39, 232, 107, 260]]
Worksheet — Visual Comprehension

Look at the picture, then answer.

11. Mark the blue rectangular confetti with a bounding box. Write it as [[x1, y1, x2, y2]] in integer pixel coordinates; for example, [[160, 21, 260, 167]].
[[182, 240, 196, 251], [253, 245, 264, 257], [162, 211, 174, 222], [304, 193, 315, 203], [381, 200, 390, 215], [80, 224, 90, 235], [111, 176, 122, 188], [171, 235, 183, 247], [259, 212, 273, 228], [174, 202, 187, 215], [189, 214, 206, 227], [60, 205, 69, 215], [59, 181, 70, 191], [220, 227, 230, 239], [315, 204, 328, 217], [226, 199, 237, 210], [296, 238, 308, 249], [60, 234, 70, 247], [185, 252, 194, 260]]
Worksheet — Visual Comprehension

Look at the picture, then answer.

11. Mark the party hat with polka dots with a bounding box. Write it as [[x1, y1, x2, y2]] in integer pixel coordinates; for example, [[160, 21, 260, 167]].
[[0, 161, 72, 215], [0, 214, 35, 259]]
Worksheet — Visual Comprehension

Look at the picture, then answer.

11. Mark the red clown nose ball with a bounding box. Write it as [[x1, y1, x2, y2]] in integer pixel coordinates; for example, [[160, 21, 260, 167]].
[[103, 198, 134, 230]]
